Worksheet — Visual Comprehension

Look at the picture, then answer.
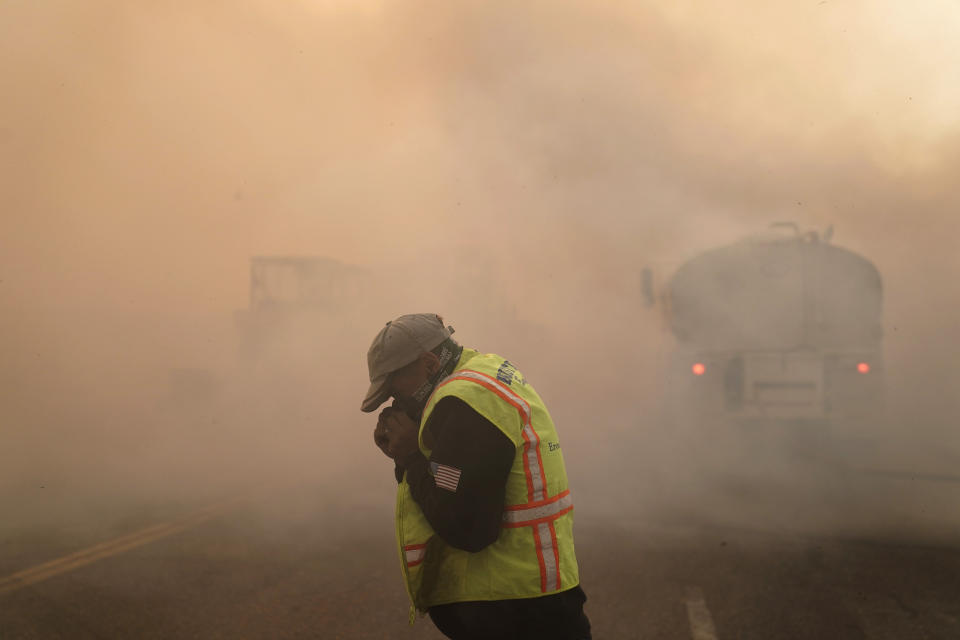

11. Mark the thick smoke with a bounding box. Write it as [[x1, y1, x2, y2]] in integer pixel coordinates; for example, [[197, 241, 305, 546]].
[[2, 0, 959, 547]]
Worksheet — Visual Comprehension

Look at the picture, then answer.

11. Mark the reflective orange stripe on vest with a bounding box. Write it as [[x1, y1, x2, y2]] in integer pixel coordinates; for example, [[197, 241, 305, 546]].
[[502, 489, 574, 528], [433, 370, 571, 593], [404, 543, 427, 568]]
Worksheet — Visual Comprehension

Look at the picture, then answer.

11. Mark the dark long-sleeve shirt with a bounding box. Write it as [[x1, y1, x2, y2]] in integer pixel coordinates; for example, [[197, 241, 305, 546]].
[[396, 397, 514, 552]]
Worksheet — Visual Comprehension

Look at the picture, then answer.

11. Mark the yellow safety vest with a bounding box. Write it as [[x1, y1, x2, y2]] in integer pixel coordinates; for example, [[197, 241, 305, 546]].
[[396, 348, 580, 620]]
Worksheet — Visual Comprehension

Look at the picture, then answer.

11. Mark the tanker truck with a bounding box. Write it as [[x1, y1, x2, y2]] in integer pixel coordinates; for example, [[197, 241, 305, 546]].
[[661, 224, 883, 434]]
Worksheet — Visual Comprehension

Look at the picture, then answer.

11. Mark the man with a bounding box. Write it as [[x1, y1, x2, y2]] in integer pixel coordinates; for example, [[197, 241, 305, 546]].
[[361, 313, 591, 640]]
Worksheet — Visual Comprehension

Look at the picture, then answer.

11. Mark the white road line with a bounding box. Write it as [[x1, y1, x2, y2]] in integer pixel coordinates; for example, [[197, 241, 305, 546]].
[[0, 495, 249, 596], [685, 585, 719, 640]]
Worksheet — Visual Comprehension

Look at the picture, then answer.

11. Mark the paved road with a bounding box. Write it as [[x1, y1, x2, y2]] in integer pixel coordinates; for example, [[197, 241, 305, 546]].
[[3, 458, 960, 640]]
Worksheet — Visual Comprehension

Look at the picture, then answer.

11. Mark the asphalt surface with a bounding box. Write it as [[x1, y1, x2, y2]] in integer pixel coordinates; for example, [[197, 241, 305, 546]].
[[3, 435, 960, 639]]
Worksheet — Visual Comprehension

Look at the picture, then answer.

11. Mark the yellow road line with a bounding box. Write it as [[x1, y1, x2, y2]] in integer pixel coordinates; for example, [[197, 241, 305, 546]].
[[0, 495, 248, 596]]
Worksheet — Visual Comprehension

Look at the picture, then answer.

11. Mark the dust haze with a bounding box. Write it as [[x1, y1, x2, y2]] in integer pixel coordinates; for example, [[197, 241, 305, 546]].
[[3, 0, 960, 556]]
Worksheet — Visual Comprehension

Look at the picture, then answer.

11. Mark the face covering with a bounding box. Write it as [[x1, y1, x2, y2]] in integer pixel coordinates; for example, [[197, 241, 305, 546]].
[[395, 338, 463, 420]]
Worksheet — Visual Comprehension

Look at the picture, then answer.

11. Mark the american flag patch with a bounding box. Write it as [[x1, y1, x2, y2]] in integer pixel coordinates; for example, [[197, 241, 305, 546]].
[[430, 461, 462, 492]]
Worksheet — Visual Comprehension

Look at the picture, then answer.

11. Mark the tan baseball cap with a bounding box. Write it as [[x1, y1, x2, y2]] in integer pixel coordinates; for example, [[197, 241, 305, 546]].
[[361, 313, 454, 412]]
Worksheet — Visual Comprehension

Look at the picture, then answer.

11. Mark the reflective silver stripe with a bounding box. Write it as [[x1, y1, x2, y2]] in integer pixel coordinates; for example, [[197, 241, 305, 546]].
[[449, 370, 546, 500], [523, 421, 547, 500], [522, 422, 545, 500], [537, 523, 558, 592], [503, 492, 573, 525], [405, 547, 426, 566]]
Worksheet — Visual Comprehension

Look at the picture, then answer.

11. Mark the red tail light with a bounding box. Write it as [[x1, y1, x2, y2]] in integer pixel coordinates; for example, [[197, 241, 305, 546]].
[[692, 362, 706, 376], [857, 362, 871, 374]]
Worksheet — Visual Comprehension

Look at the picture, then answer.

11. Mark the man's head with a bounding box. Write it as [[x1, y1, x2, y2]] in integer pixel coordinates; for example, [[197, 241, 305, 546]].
[[361, 313, 456, 413]]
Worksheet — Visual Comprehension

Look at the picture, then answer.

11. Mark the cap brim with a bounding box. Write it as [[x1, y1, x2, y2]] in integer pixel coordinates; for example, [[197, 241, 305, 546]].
[[361, 374, 391, 413]]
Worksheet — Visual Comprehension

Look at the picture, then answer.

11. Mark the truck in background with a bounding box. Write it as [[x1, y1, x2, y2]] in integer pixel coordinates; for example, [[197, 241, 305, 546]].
[[656, 224, 884, 447], [234, 255, 372, 361]]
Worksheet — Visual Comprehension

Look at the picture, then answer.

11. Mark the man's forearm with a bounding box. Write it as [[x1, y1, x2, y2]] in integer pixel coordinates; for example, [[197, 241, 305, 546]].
[[398, 449, 502, 552]]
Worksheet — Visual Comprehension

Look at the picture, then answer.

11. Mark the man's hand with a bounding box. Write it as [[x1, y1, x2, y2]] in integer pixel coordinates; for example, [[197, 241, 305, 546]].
[[373, 408, 394, 458], [373, 407, 420, 460]]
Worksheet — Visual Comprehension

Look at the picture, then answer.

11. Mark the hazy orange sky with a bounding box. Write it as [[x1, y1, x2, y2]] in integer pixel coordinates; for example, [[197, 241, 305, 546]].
[[2, 0, 959, 422]]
